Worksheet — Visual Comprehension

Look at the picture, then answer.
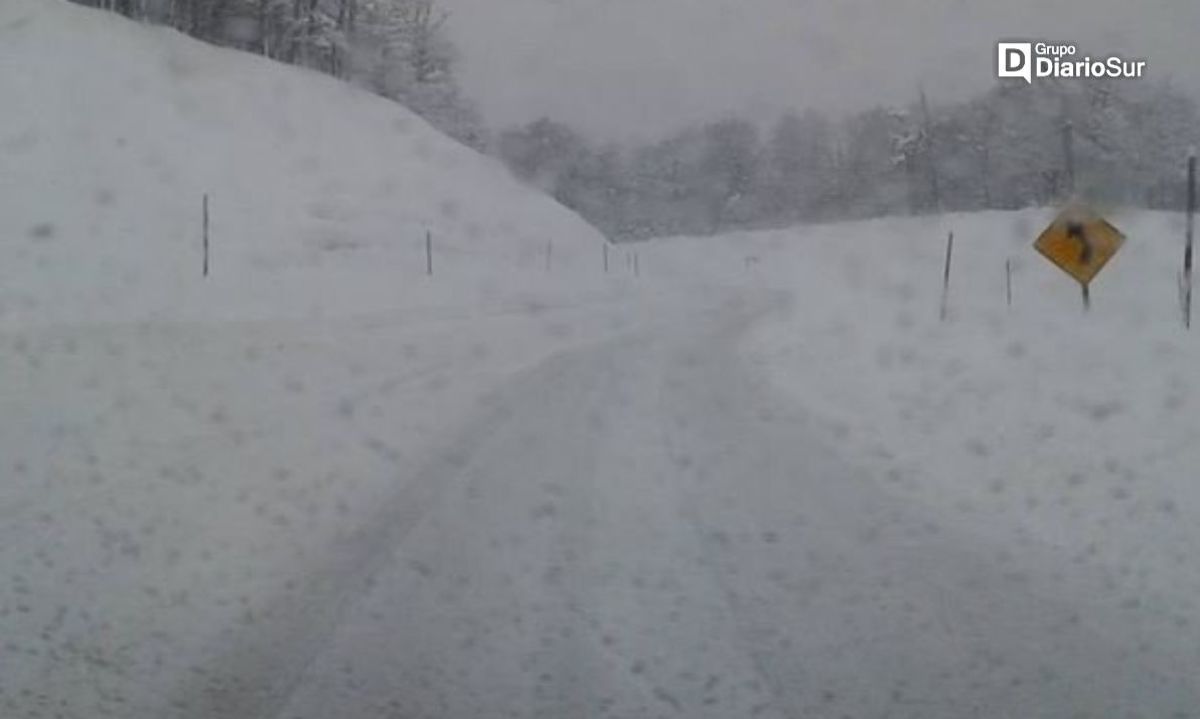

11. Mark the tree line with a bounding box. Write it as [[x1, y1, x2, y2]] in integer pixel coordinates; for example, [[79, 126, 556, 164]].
[[65, 1, 1200, 241], [497, 79, 1200, 240]]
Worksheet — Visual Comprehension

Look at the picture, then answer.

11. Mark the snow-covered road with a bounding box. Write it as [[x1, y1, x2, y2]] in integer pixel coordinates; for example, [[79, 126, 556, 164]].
[[164, 290, 1198, 719], [10, 4, 1200, 716]]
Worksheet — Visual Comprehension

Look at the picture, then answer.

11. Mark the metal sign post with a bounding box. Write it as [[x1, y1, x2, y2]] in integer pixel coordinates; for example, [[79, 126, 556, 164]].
[[1186, 153, 1196, 328]]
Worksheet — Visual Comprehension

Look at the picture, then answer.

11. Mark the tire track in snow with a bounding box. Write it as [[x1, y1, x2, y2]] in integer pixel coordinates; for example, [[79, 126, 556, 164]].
[[162, 324, 672, 719]]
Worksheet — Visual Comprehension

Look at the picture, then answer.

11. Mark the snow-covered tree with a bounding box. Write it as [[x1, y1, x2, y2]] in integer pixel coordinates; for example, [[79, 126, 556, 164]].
[[763, 110, 836, 222], [697, 118, 762, 231], [351, 0, 485, 148]]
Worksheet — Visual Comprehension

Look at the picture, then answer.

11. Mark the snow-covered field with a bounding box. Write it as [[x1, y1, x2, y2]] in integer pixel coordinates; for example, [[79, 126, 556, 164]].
[[5, 1, 1200, 717], [648, 208, 1200, 652]]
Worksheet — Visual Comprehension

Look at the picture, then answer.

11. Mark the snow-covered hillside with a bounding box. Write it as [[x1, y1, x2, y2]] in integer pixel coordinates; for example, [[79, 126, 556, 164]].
[[0, 0, 607, 327]]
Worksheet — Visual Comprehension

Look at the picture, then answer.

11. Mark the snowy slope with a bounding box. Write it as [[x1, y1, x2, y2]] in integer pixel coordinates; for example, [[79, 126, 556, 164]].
[[0, 0, 608, 327], [644, 209, 1200, 666]]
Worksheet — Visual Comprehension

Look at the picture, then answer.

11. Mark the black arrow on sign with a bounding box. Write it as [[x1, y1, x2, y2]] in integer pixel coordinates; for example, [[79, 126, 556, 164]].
[[1066, 221, 1093, 265]]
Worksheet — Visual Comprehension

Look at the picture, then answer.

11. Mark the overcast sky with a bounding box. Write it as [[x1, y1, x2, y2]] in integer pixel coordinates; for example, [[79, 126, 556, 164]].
[[439, 0, 1199, 142]]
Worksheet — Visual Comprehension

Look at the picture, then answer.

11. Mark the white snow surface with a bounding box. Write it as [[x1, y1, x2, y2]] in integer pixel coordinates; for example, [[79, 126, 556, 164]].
[[659, 208, 1200, 602], [648, 208, 1200, 701], [4, 3, 1200, 718]]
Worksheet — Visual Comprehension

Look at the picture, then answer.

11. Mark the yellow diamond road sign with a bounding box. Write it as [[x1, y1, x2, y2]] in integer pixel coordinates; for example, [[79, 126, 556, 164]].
[[1034, 204, 1126, 286]]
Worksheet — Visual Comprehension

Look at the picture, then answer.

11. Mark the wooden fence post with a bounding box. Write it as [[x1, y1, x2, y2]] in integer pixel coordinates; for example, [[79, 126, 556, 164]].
[[1006, 258, 1012, 308], [202, 194, 209, 278], [939, 231, 953, 321], [1185, 152, 1196, 328]]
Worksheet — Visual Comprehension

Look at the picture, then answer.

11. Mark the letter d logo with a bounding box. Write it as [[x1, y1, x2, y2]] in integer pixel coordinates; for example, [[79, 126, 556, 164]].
[[997, 42, 1033, 83]]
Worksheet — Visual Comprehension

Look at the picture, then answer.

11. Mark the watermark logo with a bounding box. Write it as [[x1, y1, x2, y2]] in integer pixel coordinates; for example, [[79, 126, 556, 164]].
[[997, 42, 1146, 83]]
